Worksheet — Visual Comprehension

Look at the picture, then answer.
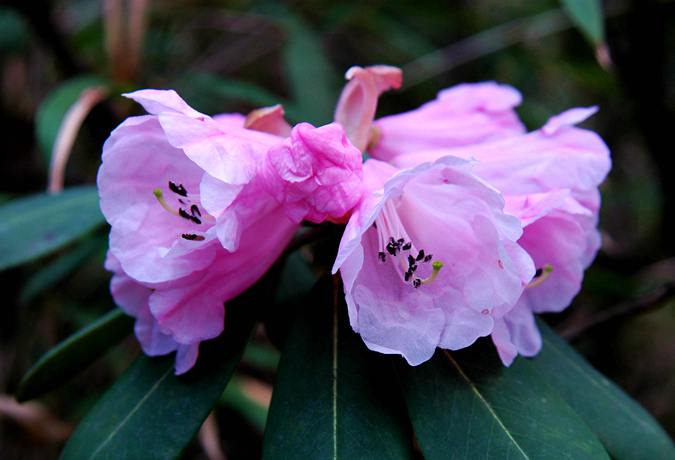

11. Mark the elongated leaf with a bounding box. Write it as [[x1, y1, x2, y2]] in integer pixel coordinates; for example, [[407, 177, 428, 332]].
[[263, 278, 413, 460], [60, 305, 255, 460], [560, 0, 604, 45], [19, 236, 105, 304], [0, 186, 104, 271], [36, 75, 108, 163], [532, 320, 675, 459], [400, 342, 609, 459], [280, 13, 338, 124], [17, 309, 133, 402]]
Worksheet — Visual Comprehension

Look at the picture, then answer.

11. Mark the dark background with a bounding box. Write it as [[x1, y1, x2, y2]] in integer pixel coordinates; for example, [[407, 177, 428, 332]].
[[1, 0, 673, 458]]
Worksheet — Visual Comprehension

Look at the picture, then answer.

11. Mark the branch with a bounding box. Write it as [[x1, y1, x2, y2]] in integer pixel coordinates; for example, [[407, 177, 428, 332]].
[[560, 282, 675, 340]]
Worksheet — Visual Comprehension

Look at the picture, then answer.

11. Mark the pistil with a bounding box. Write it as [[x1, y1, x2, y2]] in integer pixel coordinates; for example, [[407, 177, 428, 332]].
[[419, 261, 444, 287], [527, 264, 553, 289], [153, 188, 180, 216]]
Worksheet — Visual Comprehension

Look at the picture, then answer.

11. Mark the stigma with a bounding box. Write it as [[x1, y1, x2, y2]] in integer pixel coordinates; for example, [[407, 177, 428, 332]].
[[527, 264, 553, 289]]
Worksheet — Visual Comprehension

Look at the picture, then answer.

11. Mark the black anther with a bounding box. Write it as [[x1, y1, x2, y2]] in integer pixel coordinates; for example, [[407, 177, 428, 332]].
[[169, 181, 188, 197], [181, 233, 204, 241]]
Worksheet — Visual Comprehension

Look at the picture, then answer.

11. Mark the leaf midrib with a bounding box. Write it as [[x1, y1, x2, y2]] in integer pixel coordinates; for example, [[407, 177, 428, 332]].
[[89, 366, 173, 458], [442, 351, 531, 460]]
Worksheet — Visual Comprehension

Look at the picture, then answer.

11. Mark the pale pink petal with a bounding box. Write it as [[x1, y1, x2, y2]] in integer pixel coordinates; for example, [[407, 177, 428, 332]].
[[124, 89, 205, 118], [371, 82, 525, 161], [244, 105, 292, 137], [175, 344, 200, 375], [491, 300, 542, 366], [491, 319, 518, 366], [542, 106, 598, 136], [334, 65, 402, 151], [392, 114, 610, 208], [517, 202, 599, 313]]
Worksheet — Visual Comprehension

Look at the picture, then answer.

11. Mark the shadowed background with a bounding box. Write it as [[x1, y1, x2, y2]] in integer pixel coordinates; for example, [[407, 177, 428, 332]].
[[0, 0, 673, 458]]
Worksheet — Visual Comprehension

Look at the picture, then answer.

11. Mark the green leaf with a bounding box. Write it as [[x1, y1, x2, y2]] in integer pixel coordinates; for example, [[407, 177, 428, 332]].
[[560, 0, 605, 45], [17, 309, 133, 402], [60, 305, 255, 460], [36, 75, 108, 163], [274, 249, 317, 305], [0, 186, 105, 271], [532, 320, 675, 459], [399, 342, 609, 460], [263, 278, 413, 460], [242, 342, 280, 371], [0, 6, 30, 54], [19, 236, 106, 304], [280, 12, 339, 124]]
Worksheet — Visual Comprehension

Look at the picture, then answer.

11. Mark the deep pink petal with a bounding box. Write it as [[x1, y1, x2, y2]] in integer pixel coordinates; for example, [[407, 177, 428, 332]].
[[263, 122, 364, 223]]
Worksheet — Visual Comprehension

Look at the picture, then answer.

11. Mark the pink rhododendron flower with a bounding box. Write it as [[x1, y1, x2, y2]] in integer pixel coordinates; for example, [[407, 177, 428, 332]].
[[262, 122, 364, 223], [98, 89, 296, 373], [332, 157, 535, 365], [369, 81, 610, 365]]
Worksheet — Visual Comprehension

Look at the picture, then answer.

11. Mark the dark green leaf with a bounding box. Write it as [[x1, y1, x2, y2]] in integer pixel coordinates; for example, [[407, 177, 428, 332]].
[[36, 75, 108, 163], [400, 342, 609, 459], [280, 12, 339, 124], [242, 342, 280, 371], [0, 186, 105, 271], [19, 236, 106, 305], [532, 320, 675, 459], [0, 6, 30, 53], [17, 309, 133, 402], [560, 0, 604, 45], [274, 249, 317, 305], [263, 277, 413, 460], [60, 305, 255, 460]]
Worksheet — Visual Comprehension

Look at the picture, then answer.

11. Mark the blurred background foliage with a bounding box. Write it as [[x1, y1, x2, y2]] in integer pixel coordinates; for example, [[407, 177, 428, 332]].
[[0, 0, 673, 458]]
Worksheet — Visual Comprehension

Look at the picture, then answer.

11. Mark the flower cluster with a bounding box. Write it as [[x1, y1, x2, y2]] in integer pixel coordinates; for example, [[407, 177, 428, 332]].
[[99, 66, 610, 373]]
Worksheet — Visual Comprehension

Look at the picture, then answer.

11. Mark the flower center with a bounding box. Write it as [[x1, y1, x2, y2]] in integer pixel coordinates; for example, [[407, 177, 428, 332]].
[[153, 181, 210, 241], [374, 201, 443, 288]]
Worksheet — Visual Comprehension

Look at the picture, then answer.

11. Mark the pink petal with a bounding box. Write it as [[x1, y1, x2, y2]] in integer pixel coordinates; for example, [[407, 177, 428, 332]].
[[334, 65, 402, 151], [371, 82, 525, 161], [244, 105, 292, 137], [262, 122, 364, 223], [542, 106, 598, 136]]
